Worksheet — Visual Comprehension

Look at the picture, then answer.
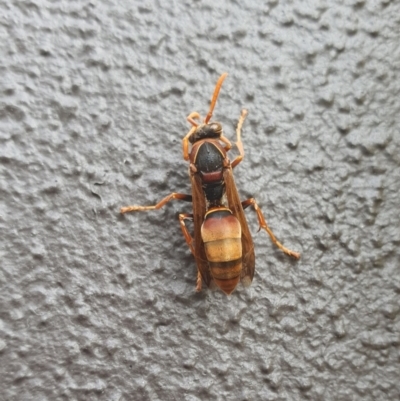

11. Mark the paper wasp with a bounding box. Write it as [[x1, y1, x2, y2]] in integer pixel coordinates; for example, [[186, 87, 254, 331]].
[[120, 73, 300, 295]]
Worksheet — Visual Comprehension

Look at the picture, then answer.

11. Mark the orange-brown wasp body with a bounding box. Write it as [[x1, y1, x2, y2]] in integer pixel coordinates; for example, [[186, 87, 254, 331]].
[[121, 73, 300, 294]]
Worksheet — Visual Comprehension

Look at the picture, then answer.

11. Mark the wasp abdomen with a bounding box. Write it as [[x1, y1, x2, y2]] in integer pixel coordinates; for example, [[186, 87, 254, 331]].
[[201, 208, 242, 294]]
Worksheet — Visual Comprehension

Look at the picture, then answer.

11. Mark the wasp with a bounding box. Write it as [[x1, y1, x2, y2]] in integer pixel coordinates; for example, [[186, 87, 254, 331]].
[[121, 73, 300, 295]]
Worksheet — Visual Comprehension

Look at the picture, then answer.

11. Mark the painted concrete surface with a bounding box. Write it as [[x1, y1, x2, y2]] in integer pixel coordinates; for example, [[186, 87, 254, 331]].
[[1, 1, 400, 400]]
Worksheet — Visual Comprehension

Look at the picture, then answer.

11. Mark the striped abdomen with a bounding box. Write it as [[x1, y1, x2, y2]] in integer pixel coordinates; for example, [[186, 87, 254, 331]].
[[201, 208, 242, 295]]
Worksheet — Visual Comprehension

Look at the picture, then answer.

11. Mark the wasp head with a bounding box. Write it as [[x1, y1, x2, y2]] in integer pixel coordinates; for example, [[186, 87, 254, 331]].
[[188, 122, 222, 144]]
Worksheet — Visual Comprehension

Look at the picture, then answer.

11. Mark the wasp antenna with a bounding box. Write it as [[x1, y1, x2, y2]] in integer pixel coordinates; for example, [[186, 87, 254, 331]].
[[204, 72, 228, 124], [187, 111, 201, 127]]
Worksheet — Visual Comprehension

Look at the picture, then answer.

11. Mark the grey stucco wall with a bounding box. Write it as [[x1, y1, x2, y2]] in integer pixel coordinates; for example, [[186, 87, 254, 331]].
[[1, 0, 400, 400]]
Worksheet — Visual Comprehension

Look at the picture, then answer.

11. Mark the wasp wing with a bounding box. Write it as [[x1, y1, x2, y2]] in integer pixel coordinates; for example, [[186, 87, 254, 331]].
[[190, 172, 212, 287], [223, 167, 255, 285]]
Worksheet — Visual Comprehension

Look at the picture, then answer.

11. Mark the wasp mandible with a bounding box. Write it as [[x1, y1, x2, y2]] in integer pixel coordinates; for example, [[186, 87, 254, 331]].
[[121, 73, 300, 294]]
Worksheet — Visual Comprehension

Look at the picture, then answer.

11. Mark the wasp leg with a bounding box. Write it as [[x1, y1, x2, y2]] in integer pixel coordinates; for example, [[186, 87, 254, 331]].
[[120, 193, 192, 214], [178, 213, 195, 255], [179, 213, 202, 292], [183, 125, 197, 161], [241, 198, 300, 259], [219, 134, 233, 152], [231, 109, 248, 169], [195, 270, 202, 292], [187, 111, 201, 127]]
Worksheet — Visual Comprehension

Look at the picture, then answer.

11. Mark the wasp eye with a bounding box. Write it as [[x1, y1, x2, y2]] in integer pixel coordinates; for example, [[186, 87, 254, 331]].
[[209, 123, 222, 134]]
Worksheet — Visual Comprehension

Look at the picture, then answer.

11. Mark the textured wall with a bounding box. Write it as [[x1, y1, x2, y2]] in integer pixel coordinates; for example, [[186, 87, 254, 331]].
[[1, 0, 400, 400]]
